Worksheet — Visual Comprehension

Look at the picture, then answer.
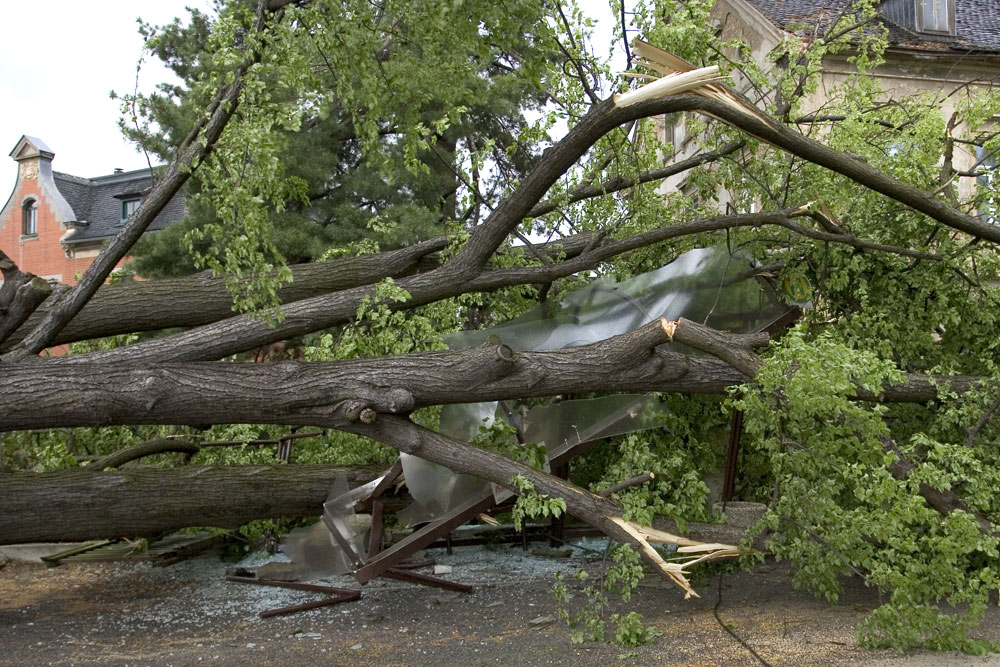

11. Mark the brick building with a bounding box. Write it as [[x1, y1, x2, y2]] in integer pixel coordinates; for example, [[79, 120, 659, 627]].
[[0, 135, 186, 286]]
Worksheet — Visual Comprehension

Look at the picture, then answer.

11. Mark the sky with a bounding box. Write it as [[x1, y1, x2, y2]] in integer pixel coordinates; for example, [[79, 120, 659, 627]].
[[0, 1, 622, 182], [0, 0, 212, 179]]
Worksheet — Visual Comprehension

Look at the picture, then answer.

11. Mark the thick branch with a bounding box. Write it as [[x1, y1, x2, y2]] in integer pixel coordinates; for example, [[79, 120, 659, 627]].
[[683, 95, 1000, 245], [0, 250, 29, 310], [665, 317, 769, 376], [0, 252, 53, 347], [0, 234, 601, 351], [91, 438, 201, 470], [0, 276, 51, 348], [966, 390, 1000, 449], [343, 415, 738, 598], [445, 97, 697, 274], [0, 320, 977, 433], [881, 435, 993, 534], [0, 238, 446, 350], [453, 90, 1000, 284]]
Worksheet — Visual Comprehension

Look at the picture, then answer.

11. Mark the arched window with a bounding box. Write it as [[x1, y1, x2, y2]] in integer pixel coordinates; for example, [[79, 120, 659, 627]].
[[22, 199, 37, 236]]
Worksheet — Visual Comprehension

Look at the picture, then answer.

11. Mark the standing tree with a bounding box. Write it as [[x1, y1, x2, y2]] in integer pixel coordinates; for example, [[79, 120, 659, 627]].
[[3, 0, 1000, 651], [122, 0, 549, 277]]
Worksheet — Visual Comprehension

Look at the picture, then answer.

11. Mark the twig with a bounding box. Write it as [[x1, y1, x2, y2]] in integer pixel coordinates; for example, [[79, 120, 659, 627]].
[[966, 390, 1000, 448], [91, 438, 201, 470], [598, 472, 655, 497], [527, 142, 744, 219], [555, 0, 600, 105]]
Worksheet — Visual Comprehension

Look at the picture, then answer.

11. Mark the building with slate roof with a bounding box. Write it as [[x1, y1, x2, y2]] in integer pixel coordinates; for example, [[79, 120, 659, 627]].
[[0, 135, 186, 286], [710, 0, 1000, 103], [658, 0, 1000, 202], [739, 0, 1000, 54]]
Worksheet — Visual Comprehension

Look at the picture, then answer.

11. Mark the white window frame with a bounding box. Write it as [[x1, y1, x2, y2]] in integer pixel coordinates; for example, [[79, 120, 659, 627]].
[[121, 198, 141, 224], [21, 199, 38, 237], [915, 0, 955, 36]]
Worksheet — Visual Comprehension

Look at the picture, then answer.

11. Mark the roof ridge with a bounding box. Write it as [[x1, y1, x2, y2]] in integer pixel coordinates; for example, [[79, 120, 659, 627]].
[[89, 166, 162, 182], [53, 171, 95, 185]]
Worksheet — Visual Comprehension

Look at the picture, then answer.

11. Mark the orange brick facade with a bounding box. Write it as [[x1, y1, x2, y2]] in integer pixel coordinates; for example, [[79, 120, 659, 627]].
[[1, 135, 187, 289], [0, 172, 100, 286], [1, 136, 186, 355]]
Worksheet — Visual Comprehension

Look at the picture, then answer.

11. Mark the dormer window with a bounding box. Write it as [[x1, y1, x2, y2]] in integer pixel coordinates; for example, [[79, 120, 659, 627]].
[[22, 199, 37, 236], [916, 0, 955, 35], [121, 197, 140, 225]]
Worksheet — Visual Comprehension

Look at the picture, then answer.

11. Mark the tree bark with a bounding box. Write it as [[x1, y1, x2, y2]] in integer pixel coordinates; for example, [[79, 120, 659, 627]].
[[0, 464, 385, 545], [0, 239, 447, 350], [0, 319, 970, 433], [0, 252, 53, 348], [0, 234, 600, 351], [0, 276, 50, 348]]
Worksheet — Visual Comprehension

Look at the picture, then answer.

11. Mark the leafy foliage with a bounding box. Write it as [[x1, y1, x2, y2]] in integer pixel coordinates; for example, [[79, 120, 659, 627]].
[[510, 475, 567, 532], [124, 0, 555, 297], [737, 332, 999, 652], [550, 545, 661, 647]]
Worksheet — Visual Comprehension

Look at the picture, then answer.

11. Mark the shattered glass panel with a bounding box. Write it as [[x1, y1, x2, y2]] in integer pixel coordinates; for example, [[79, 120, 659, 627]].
[[444, 245, 785, 351], [396, 452, 491, 527], [522, 394, 668, 459], [399, 246, 784, 526], [282, 474, 370, 580], [439, 401, 500, 441]]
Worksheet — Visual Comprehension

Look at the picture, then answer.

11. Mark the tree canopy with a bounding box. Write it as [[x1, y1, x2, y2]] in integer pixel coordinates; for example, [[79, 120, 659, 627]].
[[3, 0, 1000, 653]]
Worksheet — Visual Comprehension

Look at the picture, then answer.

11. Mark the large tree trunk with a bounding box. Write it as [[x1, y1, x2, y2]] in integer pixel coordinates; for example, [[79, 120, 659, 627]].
[[0, 320, 975, 433], [0, 464, 386, 545], [0, 462, 749, 550]]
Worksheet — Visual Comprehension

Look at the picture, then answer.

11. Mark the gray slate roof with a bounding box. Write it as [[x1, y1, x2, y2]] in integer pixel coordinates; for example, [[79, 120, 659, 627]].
[[53, 168, 187, 244], [745, 0, 1000, 53]]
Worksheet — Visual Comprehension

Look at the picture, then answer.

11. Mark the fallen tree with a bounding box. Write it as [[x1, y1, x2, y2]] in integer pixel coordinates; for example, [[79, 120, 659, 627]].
[[2, 0, 1000, 649]]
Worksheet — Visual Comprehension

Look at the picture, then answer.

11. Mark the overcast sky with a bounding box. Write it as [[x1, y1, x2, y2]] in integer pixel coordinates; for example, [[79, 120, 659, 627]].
[[0, 1, 622, 182], [0, 1, 215, 180]]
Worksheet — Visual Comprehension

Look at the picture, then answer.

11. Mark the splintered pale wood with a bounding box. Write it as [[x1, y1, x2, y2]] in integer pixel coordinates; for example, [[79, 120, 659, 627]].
[[609, 517, 740, 599]]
